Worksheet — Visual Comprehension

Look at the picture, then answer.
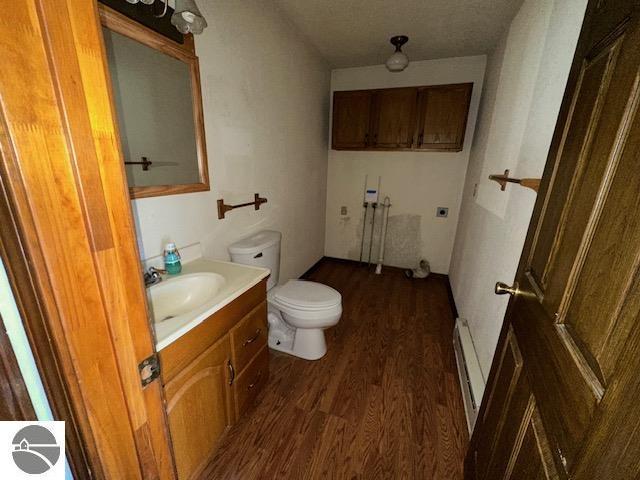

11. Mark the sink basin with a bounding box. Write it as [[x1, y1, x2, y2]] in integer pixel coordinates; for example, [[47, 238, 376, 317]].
[[147, 273, 226, 323]]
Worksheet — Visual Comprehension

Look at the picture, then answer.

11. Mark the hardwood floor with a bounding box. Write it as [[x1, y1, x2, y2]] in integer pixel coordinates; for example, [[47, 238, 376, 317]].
[[199, 258, 468, 479]]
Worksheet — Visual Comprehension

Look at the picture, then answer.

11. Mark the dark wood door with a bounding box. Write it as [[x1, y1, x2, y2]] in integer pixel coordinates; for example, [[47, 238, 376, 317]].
[[331, 90, 373, 149], [416, 83, 472, 151], [370, 87, 418, 148], [467, 1, 640, 479]]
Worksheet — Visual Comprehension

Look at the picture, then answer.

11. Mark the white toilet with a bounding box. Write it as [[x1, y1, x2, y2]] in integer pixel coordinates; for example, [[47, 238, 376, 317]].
[[228, 231, 342, 360]]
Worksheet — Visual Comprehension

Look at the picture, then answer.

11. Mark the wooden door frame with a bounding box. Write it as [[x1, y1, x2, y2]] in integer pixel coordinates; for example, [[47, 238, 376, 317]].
[[0, 0, 176, 478]]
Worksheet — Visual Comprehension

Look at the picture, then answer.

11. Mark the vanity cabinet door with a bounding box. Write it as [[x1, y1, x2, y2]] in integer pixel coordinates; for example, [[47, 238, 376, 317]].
[[164, 335, 233, 480]]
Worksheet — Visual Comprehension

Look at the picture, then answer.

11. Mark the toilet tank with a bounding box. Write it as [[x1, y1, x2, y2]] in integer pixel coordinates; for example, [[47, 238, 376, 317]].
[[228, 230, 281, 290]]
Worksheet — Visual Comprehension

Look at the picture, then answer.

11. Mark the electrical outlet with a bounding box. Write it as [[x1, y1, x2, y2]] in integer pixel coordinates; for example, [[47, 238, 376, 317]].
[[436, 207, 449, 218], [340, 206, 348, 215]]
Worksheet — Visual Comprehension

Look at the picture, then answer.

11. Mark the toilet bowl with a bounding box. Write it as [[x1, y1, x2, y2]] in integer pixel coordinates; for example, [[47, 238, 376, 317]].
[[267, 280, 342, 360], [228, 231, 342, 360]]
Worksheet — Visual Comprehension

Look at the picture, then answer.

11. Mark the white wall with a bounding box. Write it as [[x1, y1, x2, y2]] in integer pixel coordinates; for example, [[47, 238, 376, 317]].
[[130, 1, 331, 282], [449, 0, 588, 378], [325, 56, 486, 273]]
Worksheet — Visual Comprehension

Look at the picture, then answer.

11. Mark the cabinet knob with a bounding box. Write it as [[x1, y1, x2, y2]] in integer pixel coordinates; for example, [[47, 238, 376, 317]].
[[247, 370, 262, 390], [243, 328, 262, 347]]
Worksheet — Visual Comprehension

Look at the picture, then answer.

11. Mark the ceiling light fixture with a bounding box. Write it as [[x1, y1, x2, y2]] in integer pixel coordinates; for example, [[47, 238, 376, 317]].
[[124, 0, 207, 34], [385, 35, 409, 72], [172, 0, 208, 35]]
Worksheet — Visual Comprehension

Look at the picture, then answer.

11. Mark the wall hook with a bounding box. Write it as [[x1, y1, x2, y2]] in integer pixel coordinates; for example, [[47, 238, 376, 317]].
[[489, 169, 540, 193]]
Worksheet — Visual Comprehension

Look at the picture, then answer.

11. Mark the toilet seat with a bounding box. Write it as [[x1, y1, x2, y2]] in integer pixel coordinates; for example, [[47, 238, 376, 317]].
[[272, 280, 341, 312]]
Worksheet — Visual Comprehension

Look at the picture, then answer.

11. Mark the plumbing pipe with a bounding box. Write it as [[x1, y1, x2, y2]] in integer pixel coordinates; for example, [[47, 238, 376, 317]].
[[367, 203, 377, 266], [359, 202, 369, 264], [367, 176, 381, 266], [375, 196, 391, 274], [359, 175, 369, 264]]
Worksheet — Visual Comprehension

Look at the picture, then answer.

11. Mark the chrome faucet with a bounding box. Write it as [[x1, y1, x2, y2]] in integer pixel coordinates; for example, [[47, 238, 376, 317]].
[[143, 267, 165, 287]]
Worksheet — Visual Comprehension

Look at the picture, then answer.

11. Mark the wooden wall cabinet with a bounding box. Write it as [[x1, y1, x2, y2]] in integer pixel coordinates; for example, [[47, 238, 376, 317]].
[[331, 83, 473, 152], [160, 281, 269, 479]]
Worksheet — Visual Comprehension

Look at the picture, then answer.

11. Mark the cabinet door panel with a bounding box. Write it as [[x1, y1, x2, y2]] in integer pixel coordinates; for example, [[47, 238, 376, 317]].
[[331, 91, 372, 149], [165, 335, 233, 479], [468, 327, 561, 480], [416, 83, 473, 151], [370, 87, 418, 148]]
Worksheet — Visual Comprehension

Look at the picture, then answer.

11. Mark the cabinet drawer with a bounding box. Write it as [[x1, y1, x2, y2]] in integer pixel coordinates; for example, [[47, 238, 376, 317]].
[[231, 301, 267, 372], [233, 345, 269, 418]]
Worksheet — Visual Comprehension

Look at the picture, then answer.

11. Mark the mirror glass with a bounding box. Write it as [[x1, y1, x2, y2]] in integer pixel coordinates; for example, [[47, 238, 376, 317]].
[[102, 27, 203, 191]]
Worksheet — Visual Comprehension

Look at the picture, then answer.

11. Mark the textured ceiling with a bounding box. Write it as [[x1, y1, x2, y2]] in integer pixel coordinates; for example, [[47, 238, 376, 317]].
[[274, 0, 524, 68]]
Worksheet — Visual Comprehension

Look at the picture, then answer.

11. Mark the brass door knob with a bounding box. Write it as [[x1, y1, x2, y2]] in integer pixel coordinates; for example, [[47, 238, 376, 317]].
[[495, 281, 519, 296]]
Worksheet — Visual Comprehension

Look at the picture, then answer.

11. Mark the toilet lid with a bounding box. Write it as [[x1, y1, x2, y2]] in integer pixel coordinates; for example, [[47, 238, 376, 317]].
[[274, 280, 341, 310]]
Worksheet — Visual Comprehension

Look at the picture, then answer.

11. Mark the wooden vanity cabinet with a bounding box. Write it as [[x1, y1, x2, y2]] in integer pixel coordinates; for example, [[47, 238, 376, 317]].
[[159, 280, 269, 479]]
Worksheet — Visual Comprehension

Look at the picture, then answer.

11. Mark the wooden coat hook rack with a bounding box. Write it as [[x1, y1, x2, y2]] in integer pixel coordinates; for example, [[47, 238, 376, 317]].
[[217, 193, 267, 219], [489, 169, 541, 193]]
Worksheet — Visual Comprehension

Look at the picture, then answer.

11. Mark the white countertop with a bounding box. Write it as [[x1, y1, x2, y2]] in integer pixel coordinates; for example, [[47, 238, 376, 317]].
[[151, 258, 270, 351]]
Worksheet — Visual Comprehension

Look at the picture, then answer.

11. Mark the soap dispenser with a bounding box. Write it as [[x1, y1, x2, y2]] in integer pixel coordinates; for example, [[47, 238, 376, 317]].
[[163, 243, 182, 275]]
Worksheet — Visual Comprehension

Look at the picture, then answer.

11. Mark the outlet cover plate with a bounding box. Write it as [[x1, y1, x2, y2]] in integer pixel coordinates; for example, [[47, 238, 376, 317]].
[[436, 207, 449, 218]]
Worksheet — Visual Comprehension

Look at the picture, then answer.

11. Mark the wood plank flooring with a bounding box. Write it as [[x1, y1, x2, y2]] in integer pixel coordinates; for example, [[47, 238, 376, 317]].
[[200, 258, 468, 479]]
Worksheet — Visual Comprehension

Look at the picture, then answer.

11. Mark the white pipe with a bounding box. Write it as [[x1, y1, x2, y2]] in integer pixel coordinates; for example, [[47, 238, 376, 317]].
[[375, 196, 391, 274], [367, 176, 381, 266], [358, 175, 369, 264]]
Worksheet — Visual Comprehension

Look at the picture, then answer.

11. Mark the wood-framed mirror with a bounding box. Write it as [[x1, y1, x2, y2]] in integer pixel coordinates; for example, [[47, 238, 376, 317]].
[[99, 4, 209, 199]]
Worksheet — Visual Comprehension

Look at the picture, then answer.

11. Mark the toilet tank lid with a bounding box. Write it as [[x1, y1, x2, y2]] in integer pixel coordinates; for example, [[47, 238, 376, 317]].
[[228, 230, 281, 255]]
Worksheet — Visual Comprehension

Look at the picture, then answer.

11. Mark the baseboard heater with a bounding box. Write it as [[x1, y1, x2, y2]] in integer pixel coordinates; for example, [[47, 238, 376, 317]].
[[453, 318, 486, 434]]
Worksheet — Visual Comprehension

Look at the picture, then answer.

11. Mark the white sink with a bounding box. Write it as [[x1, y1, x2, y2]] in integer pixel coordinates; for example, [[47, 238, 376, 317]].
[[147, 273, 226, 323], [148, 258, 270, 351]]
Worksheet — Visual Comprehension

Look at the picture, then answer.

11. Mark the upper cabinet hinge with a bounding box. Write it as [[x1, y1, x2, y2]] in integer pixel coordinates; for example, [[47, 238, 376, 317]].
[[139, 353, 160, 387]]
